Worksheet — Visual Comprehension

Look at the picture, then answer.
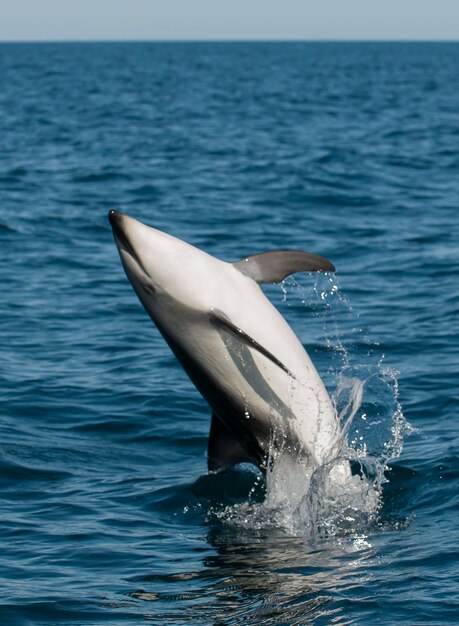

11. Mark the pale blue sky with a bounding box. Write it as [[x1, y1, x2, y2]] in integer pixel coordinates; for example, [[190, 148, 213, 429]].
[[0, 0, 458, 41]]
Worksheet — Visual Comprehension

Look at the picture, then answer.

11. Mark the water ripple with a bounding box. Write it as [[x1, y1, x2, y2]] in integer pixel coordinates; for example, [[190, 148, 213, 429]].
[[0, 41, 458, 626]]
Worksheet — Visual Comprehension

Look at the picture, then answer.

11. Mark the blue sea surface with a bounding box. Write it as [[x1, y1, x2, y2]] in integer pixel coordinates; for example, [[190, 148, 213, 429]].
[[0, 42, 458, 625]]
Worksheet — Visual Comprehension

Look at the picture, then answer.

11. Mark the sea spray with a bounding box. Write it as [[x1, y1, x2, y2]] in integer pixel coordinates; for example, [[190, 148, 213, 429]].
[[210, 275, 411, 536]]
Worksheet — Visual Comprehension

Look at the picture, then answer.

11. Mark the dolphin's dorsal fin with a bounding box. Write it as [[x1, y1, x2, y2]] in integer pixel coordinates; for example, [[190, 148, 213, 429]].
[[234, 250, 335, 284], [208, 412, 255, 471]]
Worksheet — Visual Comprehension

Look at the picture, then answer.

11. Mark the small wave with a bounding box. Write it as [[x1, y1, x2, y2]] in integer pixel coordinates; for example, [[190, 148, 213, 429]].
[[129, 184, 161, 200], [71, 171, 130, 183], [0, 221, 17, 233], [0, 457, 71, 487]]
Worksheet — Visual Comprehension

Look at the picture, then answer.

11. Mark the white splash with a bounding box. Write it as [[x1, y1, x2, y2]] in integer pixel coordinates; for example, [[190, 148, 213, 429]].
[[212, 275, 411, 538]]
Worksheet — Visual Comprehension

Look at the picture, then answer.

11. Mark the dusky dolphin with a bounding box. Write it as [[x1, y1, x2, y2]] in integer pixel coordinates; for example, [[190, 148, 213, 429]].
[[108, 210, 341, 473]]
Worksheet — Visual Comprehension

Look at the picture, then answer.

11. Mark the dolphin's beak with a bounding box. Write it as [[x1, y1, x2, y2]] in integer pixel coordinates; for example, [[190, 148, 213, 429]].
[[108, 210, 155, 289], [108, 210, 134, 256], [108, 209, 124, 237]]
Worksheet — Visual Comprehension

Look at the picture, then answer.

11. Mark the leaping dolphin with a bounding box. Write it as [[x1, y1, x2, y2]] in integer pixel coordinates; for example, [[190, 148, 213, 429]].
[[108, 210, 341, 473]]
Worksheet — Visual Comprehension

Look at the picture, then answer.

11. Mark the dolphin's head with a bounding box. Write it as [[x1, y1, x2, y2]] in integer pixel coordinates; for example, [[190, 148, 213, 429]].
[[108, 210, 226, 315]]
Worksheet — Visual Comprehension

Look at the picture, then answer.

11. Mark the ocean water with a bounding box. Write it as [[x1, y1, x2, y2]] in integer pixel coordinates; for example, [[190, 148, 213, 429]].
[[0, 41, 458, 625]]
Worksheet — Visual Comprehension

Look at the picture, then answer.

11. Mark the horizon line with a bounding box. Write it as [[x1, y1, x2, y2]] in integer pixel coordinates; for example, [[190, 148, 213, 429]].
[[0, 38, 458, 44]]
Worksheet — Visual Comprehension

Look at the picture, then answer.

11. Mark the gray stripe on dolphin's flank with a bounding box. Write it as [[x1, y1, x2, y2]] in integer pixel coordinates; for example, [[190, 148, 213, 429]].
[[210, 309, 297, 423], [223, 335, 298, 423], [210, 308, 296, 380]]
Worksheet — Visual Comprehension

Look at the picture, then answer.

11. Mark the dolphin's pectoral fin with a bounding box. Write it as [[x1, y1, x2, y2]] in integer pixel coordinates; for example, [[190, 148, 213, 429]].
[[208, 412, 256, 471], [210, 309, 296, 379], [234, 250, 335, 284]]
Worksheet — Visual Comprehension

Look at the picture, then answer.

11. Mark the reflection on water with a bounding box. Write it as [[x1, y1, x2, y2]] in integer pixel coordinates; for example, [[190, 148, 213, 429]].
[[130, 525, 375, 625]]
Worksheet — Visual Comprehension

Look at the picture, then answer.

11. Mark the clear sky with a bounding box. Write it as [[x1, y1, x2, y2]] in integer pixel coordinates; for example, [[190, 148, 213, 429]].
[[0, 0, 458, 41]]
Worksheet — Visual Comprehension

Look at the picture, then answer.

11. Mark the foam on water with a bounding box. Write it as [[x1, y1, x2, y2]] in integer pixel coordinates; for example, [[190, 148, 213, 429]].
[[211, 275, 412, 537]]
